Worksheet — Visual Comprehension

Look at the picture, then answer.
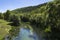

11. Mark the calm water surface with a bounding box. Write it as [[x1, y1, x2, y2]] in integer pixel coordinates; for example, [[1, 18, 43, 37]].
[[12, 28, 39, 40]]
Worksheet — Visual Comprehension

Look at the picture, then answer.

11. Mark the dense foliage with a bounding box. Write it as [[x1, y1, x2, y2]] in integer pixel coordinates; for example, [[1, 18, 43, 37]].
[[0, 0, 60, 40]]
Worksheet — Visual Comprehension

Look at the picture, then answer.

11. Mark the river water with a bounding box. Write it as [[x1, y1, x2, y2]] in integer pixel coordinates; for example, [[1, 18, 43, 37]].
[[5, 27, 39, 40]]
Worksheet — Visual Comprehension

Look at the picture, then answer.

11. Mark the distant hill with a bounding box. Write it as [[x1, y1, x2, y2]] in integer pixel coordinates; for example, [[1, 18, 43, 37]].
[[11, 3, 47, 14]]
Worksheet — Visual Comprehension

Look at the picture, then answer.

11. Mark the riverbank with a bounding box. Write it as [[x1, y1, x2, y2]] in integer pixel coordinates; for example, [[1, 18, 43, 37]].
[[0, 19, 11, 40]]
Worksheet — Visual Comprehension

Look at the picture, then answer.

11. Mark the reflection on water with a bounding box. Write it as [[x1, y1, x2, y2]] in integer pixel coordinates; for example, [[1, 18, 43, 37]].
[[13, 28, 39, 40]]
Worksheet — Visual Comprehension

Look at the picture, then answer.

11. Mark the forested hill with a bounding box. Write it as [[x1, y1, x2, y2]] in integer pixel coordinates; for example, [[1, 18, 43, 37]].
[[11, 0, 60, 14], [0, 0, 60, 40], [11, 3, 47, 14]]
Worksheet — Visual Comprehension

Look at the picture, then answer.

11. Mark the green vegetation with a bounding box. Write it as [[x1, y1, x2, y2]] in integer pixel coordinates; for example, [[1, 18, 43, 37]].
[[0, 19, 11, 40], [0, 0, 60, 40]]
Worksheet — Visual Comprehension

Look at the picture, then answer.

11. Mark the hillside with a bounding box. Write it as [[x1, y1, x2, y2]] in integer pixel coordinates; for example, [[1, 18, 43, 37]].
[[11, 3, 47, 14], [11, 0, 60, 40], [0, 0, 60, 40]]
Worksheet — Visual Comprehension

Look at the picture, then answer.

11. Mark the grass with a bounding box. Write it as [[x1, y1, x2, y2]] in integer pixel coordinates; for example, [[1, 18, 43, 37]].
[[0, 19, 11, 40]]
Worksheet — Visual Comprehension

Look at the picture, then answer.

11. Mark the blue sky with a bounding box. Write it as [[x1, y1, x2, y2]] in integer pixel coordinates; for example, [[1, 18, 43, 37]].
[[0, 0, 52, 12]]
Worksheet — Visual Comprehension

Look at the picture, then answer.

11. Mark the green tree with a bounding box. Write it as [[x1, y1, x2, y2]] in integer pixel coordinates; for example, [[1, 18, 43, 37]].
[[10, 15, 20, 26], [4, 10, 11, 21], [0, 13, 4, 19]]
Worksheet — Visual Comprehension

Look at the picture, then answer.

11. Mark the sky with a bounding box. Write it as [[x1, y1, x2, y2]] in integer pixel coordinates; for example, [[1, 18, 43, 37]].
[[0, 0, 52, 12]]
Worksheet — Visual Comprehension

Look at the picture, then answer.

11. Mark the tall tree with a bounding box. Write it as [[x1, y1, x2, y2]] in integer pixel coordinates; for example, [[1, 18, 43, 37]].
[[0, 13, 4, 19], [4, 10, 11, 21]]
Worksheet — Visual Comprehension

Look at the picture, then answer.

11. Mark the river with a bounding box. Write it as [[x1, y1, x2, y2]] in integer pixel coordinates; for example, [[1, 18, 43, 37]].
[[5, 27, 39, 40]]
